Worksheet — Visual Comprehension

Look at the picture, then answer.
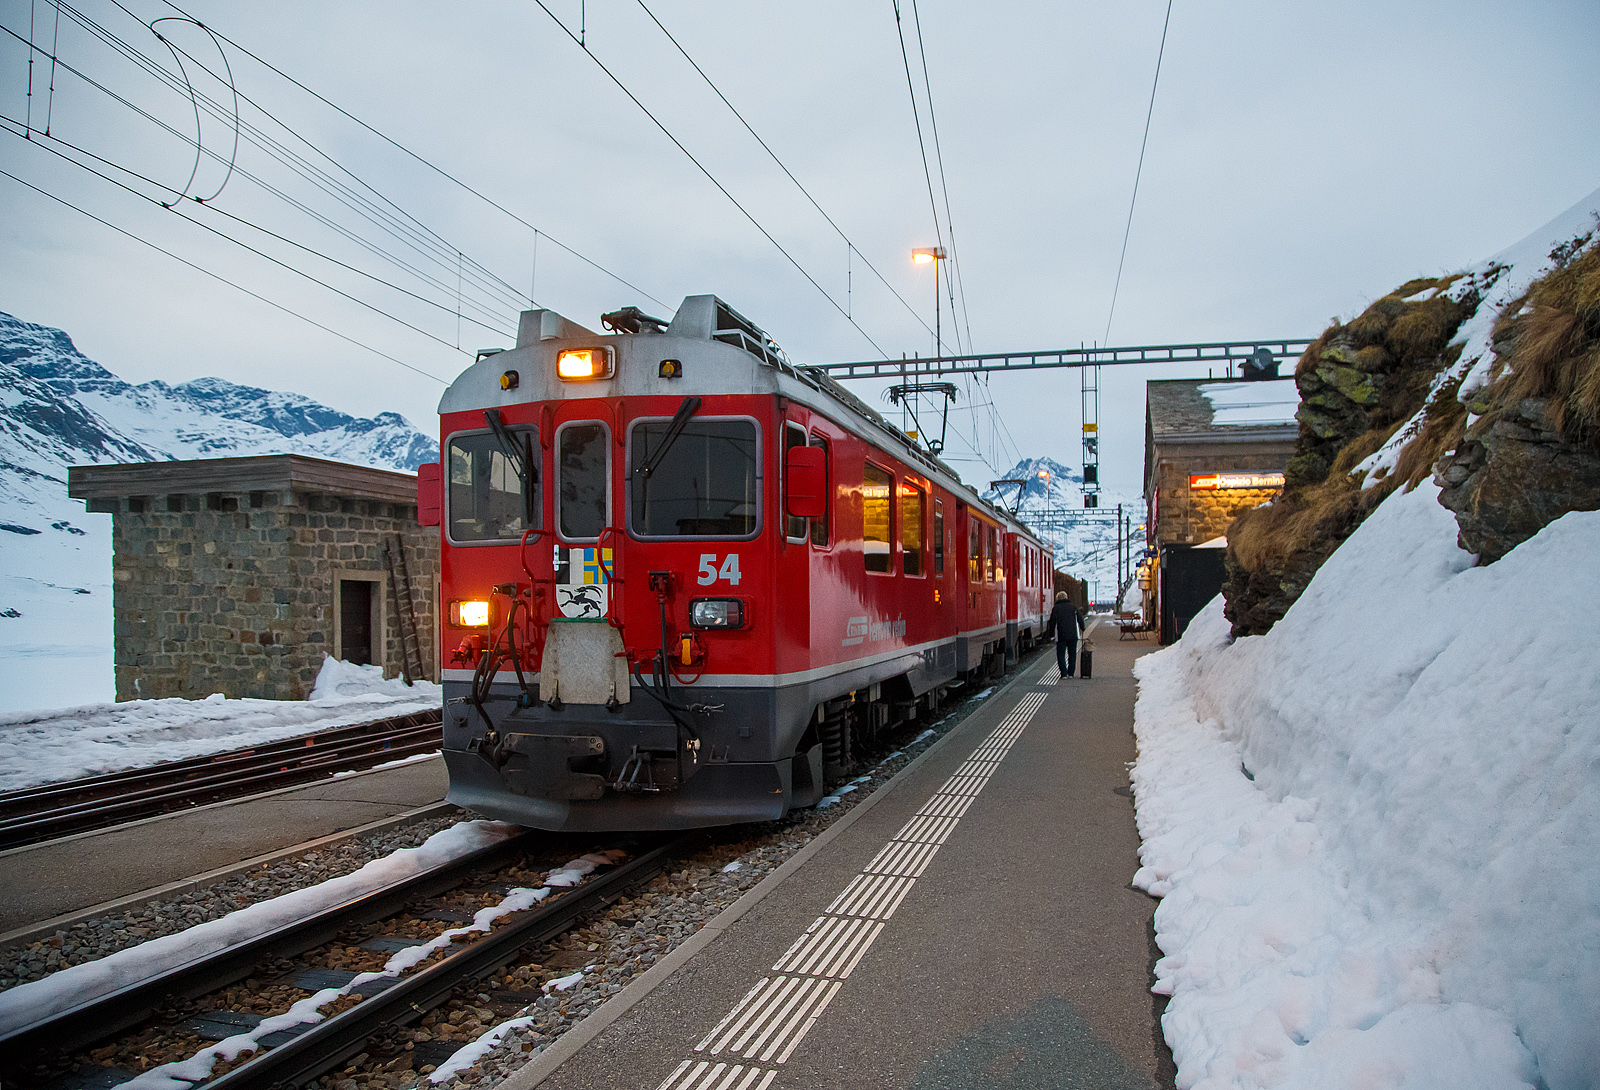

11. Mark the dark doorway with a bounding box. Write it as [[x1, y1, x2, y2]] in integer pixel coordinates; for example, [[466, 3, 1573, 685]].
[[1160, 546, 1226, 644], [339, 579, 375, 665]]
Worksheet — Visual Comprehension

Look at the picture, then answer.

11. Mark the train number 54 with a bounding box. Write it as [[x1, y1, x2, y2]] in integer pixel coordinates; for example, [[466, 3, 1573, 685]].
[[697, 554, 743, 586]]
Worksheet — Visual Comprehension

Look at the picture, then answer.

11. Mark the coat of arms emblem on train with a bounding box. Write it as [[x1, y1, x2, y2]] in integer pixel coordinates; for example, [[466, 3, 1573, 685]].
[[555, 545, 612, 618]]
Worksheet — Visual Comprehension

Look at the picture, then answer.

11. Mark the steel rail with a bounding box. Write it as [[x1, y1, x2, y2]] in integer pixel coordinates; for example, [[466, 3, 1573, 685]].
[[0, 710, 443, 805], [0, 827, 537, 1062], [0, 710, 443, 849], [201, 834, 691, 1090]]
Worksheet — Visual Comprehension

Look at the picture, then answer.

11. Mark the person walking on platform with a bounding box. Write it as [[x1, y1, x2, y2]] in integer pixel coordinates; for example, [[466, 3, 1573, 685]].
[[1045, 590, 1086, 678]]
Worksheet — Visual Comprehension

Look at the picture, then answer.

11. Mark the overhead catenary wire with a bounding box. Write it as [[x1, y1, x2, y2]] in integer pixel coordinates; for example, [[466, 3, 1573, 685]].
[[529, 0, 890, 356], [1104, 0, 1174, 346], [0, 168, 449, 384], [890, 0, 950, 354], [0, 117, 514, 345], [906, 0, 973, 352], [151, 0, 672, 312], [631, 0, 938, 345], [49, 3, 532, 323]]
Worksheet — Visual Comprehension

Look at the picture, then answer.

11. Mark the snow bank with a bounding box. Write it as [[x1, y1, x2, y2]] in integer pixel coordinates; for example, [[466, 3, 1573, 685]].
[[0, 657, 441, 792], [0, 821, 516, 1040], [1131, 484, 1599, 1089]]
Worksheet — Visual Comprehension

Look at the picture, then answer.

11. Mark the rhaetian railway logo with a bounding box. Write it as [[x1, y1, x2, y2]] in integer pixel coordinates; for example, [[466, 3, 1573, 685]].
[[842, 615, 907, 647]]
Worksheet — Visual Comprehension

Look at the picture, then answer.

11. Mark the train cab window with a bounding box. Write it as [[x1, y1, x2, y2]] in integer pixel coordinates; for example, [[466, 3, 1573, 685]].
[[968, 519, 981, 583], [784, 424, 808, 541], [446, 427, 538, 542], [629, 418, 758, 538], [933, 500, 945, 575], [900, 482, 926, 576], [557, 421, 610, 542], [863, 462, 893, 573], [809, 435, 831, 547]]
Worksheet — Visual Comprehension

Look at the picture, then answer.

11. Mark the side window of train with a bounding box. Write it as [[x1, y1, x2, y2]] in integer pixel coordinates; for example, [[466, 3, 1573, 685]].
[[784, 424, 808, 542], [862, 461, 893, 574], [968, 518, 980, 583], [985, 525, 997, 583], [809, 435, 830, 547], [900, 481, 926, 577], [933, 499, 945, 575], [446, 427, 538, 542], [557, 421, 610, 542], [629, 417, 759, 538]]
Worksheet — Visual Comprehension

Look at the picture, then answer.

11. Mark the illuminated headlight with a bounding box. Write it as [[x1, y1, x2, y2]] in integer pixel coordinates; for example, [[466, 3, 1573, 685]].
[[690, 598, 745, 629], [450, 599, 490, 627], [556, 346, 615, 381]]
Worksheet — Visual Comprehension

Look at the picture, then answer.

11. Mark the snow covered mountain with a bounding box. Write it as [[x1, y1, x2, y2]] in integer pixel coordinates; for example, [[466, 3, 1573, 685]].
[[0, 309, 437, 713], [980, 456, 1141, 601]]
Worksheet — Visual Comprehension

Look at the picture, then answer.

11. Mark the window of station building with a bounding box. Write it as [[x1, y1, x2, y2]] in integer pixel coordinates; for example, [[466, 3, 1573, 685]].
[[863, 462, 893, 574], [784, 424, 808, 541], [447, 427, 539, 542], [809, 435, 831, 547], [629, 418, 759, 538], [557, 421, 610, 542], [900, 482, 926, 576], [933, 499, 945, 575], [968, 518, 981, 583]]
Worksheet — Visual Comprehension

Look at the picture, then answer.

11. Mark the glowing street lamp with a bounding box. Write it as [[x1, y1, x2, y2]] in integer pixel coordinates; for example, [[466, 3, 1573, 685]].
[[911, 246, 946, 357]]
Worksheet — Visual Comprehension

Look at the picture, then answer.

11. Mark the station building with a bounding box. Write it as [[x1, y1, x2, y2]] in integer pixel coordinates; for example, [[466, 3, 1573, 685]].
[[1143, 370, 1298, 643], [69, 454, 437, 701]]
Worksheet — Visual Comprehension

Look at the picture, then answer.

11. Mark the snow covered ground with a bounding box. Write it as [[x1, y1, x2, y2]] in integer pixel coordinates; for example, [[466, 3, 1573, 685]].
[[1130, 484, 1598, 1089], [0, 657, 441, 792], [0, 514, 114, 713]]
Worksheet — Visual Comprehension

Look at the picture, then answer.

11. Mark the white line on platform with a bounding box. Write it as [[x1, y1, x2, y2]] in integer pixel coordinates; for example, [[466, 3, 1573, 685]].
[[653, 681, 1054, 1088]]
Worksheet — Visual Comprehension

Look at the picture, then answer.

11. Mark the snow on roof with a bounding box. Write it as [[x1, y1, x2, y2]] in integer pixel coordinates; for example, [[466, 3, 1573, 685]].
[[1196, 378, 1300, 426]]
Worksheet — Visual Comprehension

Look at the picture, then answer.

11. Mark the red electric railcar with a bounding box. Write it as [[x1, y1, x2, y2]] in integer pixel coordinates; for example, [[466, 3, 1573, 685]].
[[418, 295, 1052, 831]]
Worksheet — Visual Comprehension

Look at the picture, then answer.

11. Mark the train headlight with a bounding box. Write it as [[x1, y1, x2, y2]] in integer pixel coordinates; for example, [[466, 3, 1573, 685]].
[[556, 346, 615, 381], [450, 599, 491, 627], [690, 598, 745, 629]]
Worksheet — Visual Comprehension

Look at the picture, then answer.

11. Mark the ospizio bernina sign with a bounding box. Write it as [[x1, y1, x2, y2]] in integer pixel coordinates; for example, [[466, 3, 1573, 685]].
[[1189, 472, 1286, 491]]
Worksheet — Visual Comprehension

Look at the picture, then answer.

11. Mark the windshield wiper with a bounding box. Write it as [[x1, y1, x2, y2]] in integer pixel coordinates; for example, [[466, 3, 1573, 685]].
[[634, 396, 702, 480], [483, 409, 537, 526]]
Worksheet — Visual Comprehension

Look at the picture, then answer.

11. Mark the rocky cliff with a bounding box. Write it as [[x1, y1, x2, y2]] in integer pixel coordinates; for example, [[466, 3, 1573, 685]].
[[1222, 191, 1600, 637]]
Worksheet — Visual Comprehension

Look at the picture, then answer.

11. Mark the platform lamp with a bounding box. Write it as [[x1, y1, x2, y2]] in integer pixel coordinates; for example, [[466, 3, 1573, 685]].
[[912, 247, 947, 357]]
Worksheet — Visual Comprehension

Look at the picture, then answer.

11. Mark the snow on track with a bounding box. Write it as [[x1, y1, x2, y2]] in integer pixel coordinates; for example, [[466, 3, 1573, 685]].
[[0, 658, 440, 792]]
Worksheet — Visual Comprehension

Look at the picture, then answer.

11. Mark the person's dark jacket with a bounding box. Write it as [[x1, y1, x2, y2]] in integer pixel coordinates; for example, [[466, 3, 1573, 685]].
[[1044, 600, 1085, 644]]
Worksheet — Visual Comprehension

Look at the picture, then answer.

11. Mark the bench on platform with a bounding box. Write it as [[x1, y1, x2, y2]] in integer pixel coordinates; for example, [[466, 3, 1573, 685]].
[[1118, 612, 1147, 640]]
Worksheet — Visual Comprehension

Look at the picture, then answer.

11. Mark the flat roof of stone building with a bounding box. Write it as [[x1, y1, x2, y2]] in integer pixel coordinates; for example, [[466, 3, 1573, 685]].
[[68, 453, 419, 504], [1146, 377, 1300, 444]]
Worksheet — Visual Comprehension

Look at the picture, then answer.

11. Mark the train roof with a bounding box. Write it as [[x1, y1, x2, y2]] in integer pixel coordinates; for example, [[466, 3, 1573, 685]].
[[439, 294, 1049, 551]]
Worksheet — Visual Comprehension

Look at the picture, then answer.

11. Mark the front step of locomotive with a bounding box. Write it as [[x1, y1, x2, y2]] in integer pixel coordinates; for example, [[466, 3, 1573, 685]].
[[443, 617, 823, 832]]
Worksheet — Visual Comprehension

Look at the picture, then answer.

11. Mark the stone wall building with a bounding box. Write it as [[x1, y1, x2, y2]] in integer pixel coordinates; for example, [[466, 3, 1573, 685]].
[[1144, 376, 1298, 643], [69, 455, 437, 701]]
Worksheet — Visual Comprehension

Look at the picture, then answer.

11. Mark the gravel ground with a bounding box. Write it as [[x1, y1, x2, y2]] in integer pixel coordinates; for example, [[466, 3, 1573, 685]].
[[3, 655, 1036, 1090], [0, 814, 462, 989]]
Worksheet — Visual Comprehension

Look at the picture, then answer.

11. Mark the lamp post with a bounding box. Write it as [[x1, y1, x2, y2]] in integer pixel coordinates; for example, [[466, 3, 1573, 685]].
[[912, 246, 946, 357]]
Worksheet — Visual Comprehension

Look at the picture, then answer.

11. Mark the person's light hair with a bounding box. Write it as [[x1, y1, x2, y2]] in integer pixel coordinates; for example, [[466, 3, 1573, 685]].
[[1055, 591, 1068, 601]]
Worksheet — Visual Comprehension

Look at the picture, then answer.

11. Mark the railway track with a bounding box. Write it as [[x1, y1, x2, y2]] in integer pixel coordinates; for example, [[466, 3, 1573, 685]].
[[2, 829, 692, 1090], [0, 709, 444, 851]]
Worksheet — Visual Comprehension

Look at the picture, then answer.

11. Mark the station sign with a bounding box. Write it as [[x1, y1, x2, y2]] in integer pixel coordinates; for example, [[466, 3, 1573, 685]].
[[1189, 472, 1285, 491]]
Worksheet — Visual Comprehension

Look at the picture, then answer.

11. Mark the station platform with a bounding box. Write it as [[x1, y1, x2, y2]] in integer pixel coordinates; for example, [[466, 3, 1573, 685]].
[[515, 637, 1171, 1090], [0, 756, 450, 939]]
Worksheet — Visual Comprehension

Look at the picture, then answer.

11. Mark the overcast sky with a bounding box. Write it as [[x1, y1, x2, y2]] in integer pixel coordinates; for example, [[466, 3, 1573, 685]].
[[3, 0, 1597, 501]]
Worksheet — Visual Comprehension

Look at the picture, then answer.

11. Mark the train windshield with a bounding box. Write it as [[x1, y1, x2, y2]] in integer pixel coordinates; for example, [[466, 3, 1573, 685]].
[[630, 419, 758, 538], [446, 428, 538, 542]]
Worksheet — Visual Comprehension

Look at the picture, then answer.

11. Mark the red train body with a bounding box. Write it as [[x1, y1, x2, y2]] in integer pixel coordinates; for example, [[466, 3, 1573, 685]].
[[420, 296, 1052, 831]]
